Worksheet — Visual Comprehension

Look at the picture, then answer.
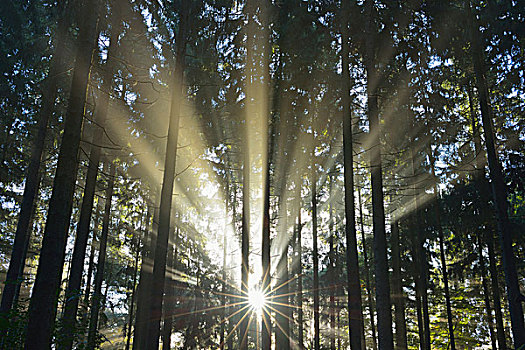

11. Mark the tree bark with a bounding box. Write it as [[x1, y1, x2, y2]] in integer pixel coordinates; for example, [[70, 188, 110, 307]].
[[329, 176, 336, 350], [468, 3, 525, 348], [0, 3, 68, 320], [59, 7, 121, 348], [312, 178, 320, 350], [364, 0, 394, 348], [84, 198, 103, 306], [86, 162, 116, 349], [275, 195, 290, 350], [478, 235, 498, 350], [390, 220, 407, 350], [341, 2, 365, 348], [358, 186, 378, 350], [133, 202, 156, 350], [23, 0, 100, 346], [161, 226, 176, 350], [125, 223, 141, 350], [145, 3, 187, 347], [429, 154, 455, 350]]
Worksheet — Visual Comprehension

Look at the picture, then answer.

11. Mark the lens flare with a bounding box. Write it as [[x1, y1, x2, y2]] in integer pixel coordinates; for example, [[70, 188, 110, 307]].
[[248, 289, 266, 313]]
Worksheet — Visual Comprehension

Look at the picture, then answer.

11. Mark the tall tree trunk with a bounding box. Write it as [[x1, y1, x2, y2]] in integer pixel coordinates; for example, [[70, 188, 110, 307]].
[[412, 224, 425, 350], [261, 135, 272, 350], [240, 133, 250, 350], [341, 2, 365, 348], [220, 190, 229, 350], [329, 176, 336, 350], [23, 0, 100, 346], [275, 195, 290, 350], [390, 220, 407, 350], [358, 186, 378, 350], [364, 0, 394, 348], [429, 154, 455, 350], [478, 235, 498, 350], [161, 226, 176, 350], [0, 3, 68, 319], [487, 232, 508, 350], [312, 178, 320, 350], [84, 197, 102, 306], [59, 7, 121, 348], [468, 84, 507, 350], [86, 162, 116, 349], [468, 3, 525, 348], [410, 147, 430, 350], [296, 207, 304, 349], [133, 202, 156, 350], [125, 222, 142, 350], [145, 3, 187, 347]]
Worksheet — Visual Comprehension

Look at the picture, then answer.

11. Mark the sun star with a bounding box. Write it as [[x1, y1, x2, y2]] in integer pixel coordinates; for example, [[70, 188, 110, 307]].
[[248, 289, 267, 313]]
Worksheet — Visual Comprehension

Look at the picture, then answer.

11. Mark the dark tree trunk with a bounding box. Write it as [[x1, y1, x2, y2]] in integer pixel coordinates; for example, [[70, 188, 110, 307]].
[[0, 4, 68, 319], [364, 1, 394, 348], [487, 232, 508, 350], [296, 208, 304, 349], [275, 195, 290, 350], [429, 154, 455, 350], [86, 162, 116, 349], [133, 202, 156, 350], [59, 6, 121, 347], [478, 236, 498, 350], [358, 186, 378, 350], [390, 221, 407, 350], [84, 198, 103, 306], [220, 190, 229, 350], [410, 147, 430, 350], [161, 226, 176, 350], [468, 85, 507, 350], [125, 222, 142, 350], [329, 177, 336, 350], [312, 179, 320, 350], [23, 0, 100, 346], [341, 2, 365, 348], [468, 4, 525, 348], [145, 3, 187, 347], [261, 139, 272, 350]]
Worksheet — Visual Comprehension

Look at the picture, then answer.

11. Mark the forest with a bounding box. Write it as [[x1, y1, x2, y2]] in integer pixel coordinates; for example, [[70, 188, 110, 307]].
[[0, 0, 523, 349]]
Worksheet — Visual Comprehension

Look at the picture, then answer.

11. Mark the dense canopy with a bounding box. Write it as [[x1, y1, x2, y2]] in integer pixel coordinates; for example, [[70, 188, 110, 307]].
[[0, 0, 524, 349]]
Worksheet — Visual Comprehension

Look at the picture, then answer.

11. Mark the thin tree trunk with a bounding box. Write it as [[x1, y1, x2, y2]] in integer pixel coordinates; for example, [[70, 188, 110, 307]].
[[125, 228, 141, 350], [84, 198, 103, 306], [329, 176, 336, 350], [60, 7, 121, 347], [478, 235, 498, 350], [390, 220, 407, 350], [161, 226, 176, 350], [275, 195, 290, 350], [296, 207, 304, 350], [487, 232, 508, 350], [220, 188, 229, 350], [0, 5, 68, 318], [410, 147, 430, 350], [358, 186, 378, 350], [145, 3, 187, 347], [467, 84, 507, 350], [364, 0, 394, 347], [412, 225, 425, 350], [429, 154, 455, 350], [133, 202, 156, 350], [341, 2, 365, 348], [468, 3, 525, 347], [312, 179, 320, 350], [86, 162, 116, 349], [23, 0, 100, 346]]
